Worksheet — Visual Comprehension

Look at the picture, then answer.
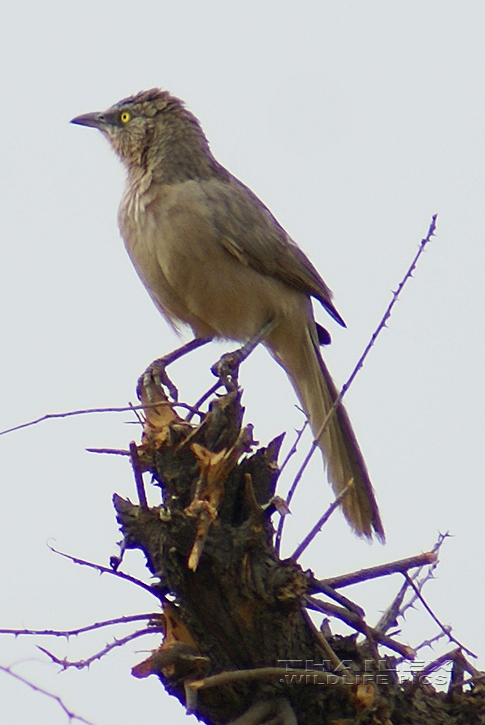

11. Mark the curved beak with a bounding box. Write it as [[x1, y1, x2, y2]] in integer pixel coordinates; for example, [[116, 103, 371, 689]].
[[70, 111, 106, 130]]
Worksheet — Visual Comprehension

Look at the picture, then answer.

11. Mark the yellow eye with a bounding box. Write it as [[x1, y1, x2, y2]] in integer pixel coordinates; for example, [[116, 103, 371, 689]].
[[120, 111, 131, 124]]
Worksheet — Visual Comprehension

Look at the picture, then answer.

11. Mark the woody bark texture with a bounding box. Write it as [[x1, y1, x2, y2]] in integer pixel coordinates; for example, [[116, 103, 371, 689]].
[[112, 387, 485, 725]]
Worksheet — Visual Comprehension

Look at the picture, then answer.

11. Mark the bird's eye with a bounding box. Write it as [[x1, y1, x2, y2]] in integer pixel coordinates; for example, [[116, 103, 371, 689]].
[[120, 111, 131, 124]]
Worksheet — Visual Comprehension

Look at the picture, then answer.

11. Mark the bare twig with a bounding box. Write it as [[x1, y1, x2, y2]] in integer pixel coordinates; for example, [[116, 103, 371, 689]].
[[412, 648, 462, 684], [277, 421, 308, 478], [278, 215, 437, 544], [129, 442, 148, 509], [449, 672, 485, 691], [318, 551, 437, 590], [302, 610, 354, 678], [0, 664, 97, 724], [0, 401, 195, 438], [291, 481, 354, 560], [86, 447, 130, 456], [47, 543, 157, 596], [0, 613, 162, 638], [38, 628, 156, 670], [189, 667, 348, 691], [274, 421, 309, 554], [128, 400, 145, 426], [186, 381, 222, 422], [278, 444, 314, 530], [307, 579, 364, 618], [458, 653, 482, 678]]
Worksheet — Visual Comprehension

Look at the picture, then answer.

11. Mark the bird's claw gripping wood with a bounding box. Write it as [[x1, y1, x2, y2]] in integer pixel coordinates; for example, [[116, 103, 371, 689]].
[[210, 350, 243, 392], [210, 321, 277, 392], [137, 358, 179, 402], [136, 338, 211, 403]]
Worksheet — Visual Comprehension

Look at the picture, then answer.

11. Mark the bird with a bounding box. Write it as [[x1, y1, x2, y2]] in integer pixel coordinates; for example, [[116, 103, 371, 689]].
[[71, 89, 384, 541]]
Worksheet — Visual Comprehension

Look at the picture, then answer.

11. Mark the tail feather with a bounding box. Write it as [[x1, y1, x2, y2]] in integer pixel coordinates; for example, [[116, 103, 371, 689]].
[[269, 325, 384, 541]]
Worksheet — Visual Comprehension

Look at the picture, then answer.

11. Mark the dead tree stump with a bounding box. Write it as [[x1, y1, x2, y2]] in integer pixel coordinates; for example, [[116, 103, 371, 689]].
[[113, 387, 485, 725]]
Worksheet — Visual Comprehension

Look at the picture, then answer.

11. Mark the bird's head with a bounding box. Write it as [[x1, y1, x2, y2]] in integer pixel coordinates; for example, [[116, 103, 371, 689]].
[[71, 89, 218, 181]]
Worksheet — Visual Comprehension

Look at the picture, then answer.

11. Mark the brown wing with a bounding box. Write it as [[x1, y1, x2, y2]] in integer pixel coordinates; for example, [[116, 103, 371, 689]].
[[201, 176, 346, 326]]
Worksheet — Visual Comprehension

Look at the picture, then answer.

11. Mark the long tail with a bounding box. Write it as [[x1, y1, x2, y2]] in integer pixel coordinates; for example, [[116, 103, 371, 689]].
[[268, 323, 385, 541]]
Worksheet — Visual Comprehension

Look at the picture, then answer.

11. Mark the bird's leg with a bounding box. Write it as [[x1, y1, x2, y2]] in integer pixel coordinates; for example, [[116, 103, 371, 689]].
[[137, 337, 211, 401], [211, 318, 278, 392]]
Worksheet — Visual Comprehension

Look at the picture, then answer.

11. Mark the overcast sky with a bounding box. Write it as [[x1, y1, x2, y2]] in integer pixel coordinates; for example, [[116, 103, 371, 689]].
[[1, 2, 484, 723]]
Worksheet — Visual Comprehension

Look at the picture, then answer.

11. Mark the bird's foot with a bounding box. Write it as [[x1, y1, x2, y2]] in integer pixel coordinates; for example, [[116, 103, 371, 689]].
[[136, 337, 209, 403], [210, 349, 244, 392], [137, 357, 179, 402], [210, 320, 278, 392], [136, 338, 211, 402]]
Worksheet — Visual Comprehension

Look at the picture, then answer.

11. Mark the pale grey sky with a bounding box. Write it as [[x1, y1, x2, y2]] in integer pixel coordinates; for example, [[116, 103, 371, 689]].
[[0, 2, 484, 723]]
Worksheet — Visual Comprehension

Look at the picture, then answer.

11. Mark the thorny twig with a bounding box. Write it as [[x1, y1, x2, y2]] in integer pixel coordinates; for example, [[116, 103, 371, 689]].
[[0, 664, 97, 725], [403, 573, 476, 659], [278, 215, 438, 544], [47, 543, 157, 597], [38, 628, 156, 670], [412, 631, 449, 658], [375, 533, 447, 634], [395, 533, 447, 620], [375, 578, 410, 636], [0, 613, 162, 638]]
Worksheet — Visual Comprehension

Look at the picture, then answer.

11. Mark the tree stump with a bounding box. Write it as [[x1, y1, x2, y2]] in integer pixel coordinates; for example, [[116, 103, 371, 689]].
[[113, 386, 485, 725]]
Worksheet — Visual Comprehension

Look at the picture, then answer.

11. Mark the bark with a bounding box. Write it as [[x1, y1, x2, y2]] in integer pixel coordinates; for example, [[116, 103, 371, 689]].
[[113, 388, 485, 725]]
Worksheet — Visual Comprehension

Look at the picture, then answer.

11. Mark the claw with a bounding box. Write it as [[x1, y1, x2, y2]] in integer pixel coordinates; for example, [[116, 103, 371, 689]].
[[210, 320, 278, 392], [137, 338, 211, 402], [211, 351, 242, 391], [137, 358, 179, 402]]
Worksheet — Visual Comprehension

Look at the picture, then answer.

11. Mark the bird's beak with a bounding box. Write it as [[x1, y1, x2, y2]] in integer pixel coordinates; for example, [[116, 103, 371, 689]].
[[70, 111, 107, 130]]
